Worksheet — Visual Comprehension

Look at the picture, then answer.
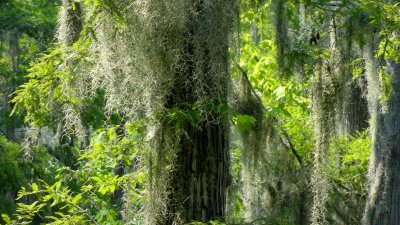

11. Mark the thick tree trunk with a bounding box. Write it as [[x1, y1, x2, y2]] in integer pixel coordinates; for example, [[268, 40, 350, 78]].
[[363, 35, 400, 225], [161, 1, 232, 223], [273, 0, 289, 76], [8, 31, 19, 73], [338, 76, 369, 135], [91, 1, 236, 223], [59, 0, 82, 46], [5, 30, 19, 141], [165, 121, 229, 223]]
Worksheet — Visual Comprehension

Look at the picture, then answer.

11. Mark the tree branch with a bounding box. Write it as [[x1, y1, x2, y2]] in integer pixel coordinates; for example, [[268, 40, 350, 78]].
[[235, 62, 307, 174], [277, 125, 305, 171], [234, 61, 263, 104]]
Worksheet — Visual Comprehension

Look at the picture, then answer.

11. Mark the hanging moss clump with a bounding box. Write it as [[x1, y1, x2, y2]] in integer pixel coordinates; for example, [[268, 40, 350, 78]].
[[58, 0, 82, 46], [20, 0, 87, 163], [233, 73, 270, 222], [362, 35, 381, 219], [88, 0, 238, 223], [310, 60, 336, 225], [361, 29, 400, 225]]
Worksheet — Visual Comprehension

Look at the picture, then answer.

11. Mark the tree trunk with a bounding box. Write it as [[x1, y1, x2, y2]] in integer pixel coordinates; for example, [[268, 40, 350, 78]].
[[363, 34, 400, 225], [5, 30, 19, 141], [59, 0, 82, 46], [164, 121, 229, 223], [161, 1, 232, 223]]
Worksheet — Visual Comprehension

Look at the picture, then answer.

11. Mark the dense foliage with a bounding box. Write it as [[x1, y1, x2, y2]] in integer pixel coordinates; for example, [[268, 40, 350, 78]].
[[0, 0, 399, 224]]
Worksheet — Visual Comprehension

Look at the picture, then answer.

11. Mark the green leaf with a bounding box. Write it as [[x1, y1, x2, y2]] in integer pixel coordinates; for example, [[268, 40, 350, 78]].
[[274, 86, 286, 100], [71, 194, 82, 204], [17, 187, 27, 200], [233, 114, 257, 132], [1, 214, 11, 224], [92, 176, 103, 184], [31, 183, 39, 192], [99, 186, 108, 195], [55, 212, 65, 217]]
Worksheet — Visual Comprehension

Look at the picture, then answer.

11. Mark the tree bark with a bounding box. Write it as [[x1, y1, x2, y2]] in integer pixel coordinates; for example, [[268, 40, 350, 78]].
[[5, 30, 19, 141], [164, 121, 229, 223], [59, 0, 82, 46], [363, 35, 400, 225], [161, 1, 232, 223]]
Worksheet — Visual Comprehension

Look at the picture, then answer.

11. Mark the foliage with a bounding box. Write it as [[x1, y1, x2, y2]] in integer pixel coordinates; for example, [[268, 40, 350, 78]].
[[187, 221, 226, 225], [232, 114, 257, 132], [11, 42, 93, 127], [0, 136, 24, 215], [328, 130, 371, 223], [0, 0, 58, 31], [330, 130, 370, 192], [0, 0, 59, 140], [1, 0, 400, 224], [0, 135, 60, 223], [1, 121, 146, 225]]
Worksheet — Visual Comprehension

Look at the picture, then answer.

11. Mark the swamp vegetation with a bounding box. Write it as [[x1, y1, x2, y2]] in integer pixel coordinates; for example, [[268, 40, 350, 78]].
[[0, 0, 400, 224]]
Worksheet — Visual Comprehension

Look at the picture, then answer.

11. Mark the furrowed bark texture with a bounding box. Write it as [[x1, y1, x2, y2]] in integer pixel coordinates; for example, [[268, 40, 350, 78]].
[[336, 21, 369, 135], [165, 121, 229, 223], [343, 78, 369, 134], [161, 1, 233, 223]]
